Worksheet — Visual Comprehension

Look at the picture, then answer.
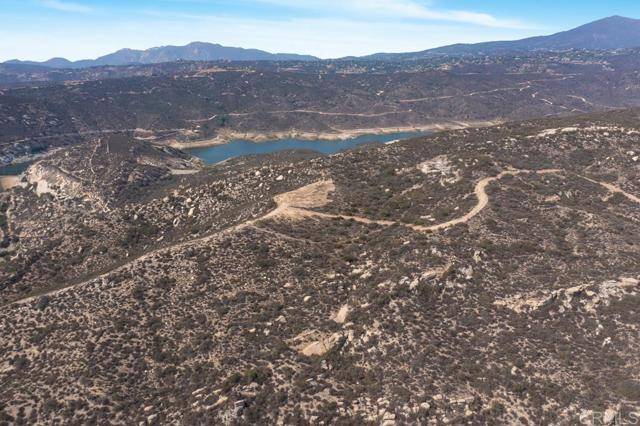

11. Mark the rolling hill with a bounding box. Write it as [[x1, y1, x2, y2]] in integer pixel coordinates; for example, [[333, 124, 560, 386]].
[[8, 16, 640, 67], [5, 42, 319, 69], [362, 16, 640, 60]]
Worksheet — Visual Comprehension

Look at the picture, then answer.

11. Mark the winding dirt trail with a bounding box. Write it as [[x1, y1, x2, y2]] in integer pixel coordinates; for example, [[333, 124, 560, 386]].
[[227, 110, 406, 118], [4, 167, 638, 307], [3, 128, 189, 146], [397, 77, 576, 104], [267, 169, 639, 235], [268, 170, 562, 232], [6, 221, 250, 307], [416, 169, 561, 231], [188, 110, 409, 122], [580, 176, 640, 204]]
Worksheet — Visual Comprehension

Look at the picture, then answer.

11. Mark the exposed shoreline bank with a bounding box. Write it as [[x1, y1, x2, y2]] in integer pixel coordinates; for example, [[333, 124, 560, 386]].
[[161, 120, 501, 149], [0, 120, 500, 170], [0, 175, 23, 191]]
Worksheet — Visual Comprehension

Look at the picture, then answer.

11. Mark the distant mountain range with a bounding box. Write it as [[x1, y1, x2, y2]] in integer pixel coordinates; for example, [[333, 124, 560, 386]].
[[5, 42, 319, 68], [363, 16, 640, 60], [5, 16, 640, 68]]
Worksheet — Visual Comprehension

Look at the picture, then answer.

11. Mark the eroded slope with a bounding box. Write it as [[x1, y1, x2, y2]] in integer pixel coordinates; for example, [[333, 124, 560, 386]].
[[1, 110, 640, 424]]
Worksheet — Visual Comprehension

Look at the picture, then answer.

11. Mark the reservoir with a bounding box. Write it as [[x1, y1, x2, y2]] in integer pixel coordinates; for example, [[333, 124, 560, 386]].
[[0, 131, 428, 176], [0, 160, 34, 176], [184, 131, 428, 165]]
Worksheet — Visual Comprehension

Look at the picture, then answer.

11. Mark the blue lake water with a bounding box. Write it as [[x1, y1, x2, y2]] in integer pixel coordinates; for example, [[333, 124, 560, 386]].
[[0, 161, 34, 176], [185, 131, 428, 165], [0, 131, 428, 175]]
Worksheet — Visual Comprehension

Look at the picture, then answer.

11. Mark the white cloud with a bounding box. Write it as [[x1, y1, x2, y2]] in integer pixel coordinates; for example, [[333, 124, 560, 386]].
[[0, 13, 542, 61], [255, 0, 535, 29], [38, 0, 93, 13]]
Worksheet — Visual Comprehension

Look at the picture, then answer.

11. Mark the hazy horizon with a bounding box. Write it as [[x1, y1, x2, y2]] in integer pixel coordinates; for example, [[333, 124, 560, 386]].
[[2, 0, 640, 62]]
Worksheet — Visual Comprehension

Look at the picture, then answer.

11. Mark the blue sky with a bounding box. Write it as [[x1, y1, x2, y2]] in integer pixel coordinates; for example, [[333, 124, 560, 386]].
[[1, 0, 639, 61]]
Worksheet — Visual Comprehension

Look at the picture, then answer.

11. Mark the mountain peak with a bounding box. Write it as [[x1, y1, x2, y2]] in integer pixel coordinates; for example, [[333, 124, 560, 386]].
[[3, 42, 319, 69], [599, 15, 634, 21], [579, 15, 638, 27], [363, 15, 640, 60], [186, 41, 221, 47]]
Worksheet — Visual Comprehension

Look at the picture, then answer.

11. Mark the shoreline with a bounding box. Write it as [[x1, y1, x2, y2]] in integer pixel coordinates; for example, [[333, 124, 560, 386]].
[[0, 120, 501, 168], [0, 147, 64, 169], [160, 120, 501, 150]]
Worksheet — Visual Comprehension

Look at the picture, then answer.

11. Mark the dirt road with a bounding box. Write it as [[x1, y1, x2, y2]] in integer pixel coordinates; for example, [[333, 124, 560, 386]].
[[5, 167, 638, 307]]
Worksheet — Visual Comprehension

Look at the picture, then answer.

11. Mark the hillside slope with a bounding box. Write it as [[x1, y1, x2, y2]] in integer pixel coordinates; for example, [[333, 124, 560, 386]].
[[1, 110, 639, 423], [3, 49, 640, 165], [5, 42, 319, 68], [364, 16, 640, 60]]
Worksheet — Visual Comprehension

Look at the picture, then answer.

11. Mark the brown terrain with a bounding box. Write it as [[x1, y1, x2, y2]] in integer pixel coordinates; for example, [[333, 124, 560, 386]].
[[4, 48, 640, 166], [0, 106, 639, 424]]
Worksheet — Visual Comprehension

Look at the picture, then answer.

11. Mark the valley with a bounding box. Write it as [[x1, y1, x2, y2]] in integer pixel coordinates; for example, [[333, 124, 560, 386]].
[[1, 108, 640, 423], [2, 12, 640, 425], [181, 131, 430, 165], [3, 48, 640, 167]]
